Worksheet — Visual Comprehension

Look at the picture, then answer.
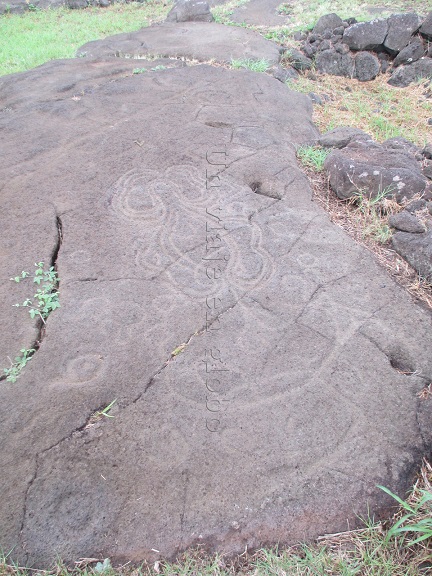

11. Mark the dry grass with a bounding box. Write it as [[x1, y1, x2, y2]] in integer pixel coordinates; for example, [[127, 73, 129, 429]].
[[289, 72, 432, 147], [303, 166, 432, 310]]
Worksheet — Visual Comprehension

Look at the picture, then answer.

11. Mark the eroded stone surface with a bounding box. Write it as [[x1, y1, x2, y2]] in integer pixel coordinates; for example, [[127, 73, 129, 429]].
[[77, 22, 281, 65], [0, 48, 432, 570], [231, 0, 288, 27]]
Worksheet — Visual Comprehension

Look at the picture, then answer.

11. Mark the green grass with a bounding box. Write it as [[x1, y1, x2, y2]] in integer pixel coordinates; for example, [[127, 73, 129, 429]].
[[296, 145, 331, 171], [211, 0, 249, 25], [0, 1, 171, 76], [230, 57, 270, 72]]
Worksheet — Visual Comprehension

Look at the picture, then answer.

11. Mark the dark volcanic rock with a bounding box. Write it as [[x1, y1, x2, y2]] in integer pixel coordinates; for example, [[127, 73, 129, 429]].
[[308, 92, 323, 105], [383, 137, 422, 159], [166, 0, 214, 22], [334, 42, 351, 54], [302, 42, 317, 58], [393, 38, 425, 67], [293, 31, 307, 41], [354, 51, 380, 81], [405, 199, 427, 213], [384, 13, 422, 54], [313, 13, 344, 35], [388, 211, 426, 233], [342, 19, 388, 51], [388, 57, 432, 87], [0, 0, 28, 13], [324, 140, 428, 201], [378, 51, 392, 73], [270, 64, 299, 82], [424, 161, 432, 180], [333, 25, 345, 36], [424, 143, 432, 159], [67, 0, 88, 7], [420, 11, 432, 40], [392, 228, 432, 279], [77, 22, 281, 65], [317, 39, 332, 52], [0, 24, 432, 571], [286, 48, 312, 70], [318, 126, 370, 148], [315, 48, 354, 77]]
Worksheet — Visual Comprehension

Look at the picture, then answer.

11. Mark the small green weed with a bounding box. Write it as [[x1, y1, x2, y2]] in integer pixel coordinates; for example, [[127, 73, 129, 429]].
[[277, 3, 293, 15], [296, 145, 330, 172], [379, 485, 432, 545], [352, 186, 397, 244], [13, 262, 60, 322], [263, 27, 292, 44], [90, 399, 117, 424], [230, 58, 269, 73], [133, 67, 148, 74], [151, 65, 167, 71], [3, 348, 35, 383], [2, 262, 60, 384], [97, 399, 117, 419], [171, 343, 186, 357]]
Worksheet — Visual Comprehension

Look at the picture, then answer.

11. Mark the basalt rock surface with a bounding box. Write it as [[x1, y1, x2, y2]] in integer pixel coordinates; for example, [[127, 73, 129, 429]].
[[0, 20, 431, 572]]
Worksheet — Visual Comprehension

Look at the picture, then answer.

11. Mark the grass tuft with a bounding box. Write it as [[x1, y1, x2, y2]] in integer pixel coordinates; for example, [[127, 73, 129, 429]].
[[230, 57, 270, 72], [296, 145, 331, 171], [351, 185, 397, 244]]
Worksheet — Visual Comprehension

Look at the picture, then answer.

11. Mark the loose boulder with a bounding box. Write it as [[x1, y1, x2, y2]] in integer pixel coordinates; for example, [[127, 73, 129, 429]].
[[286, 47, 313, 71], [354, 51, 380, 81], [318, 126, 370, 148], [324, 139, 428, 201], [342, 19, 388, 51], [392, 228, 432, 280], [419, 11, 432, 40], [315, 48, 354, 77], [384, 13, 422, 54], [166, 0, 214, 23], [388, 57, 432, 87], [388, 211, 426, 233], [393, 38, 425, 67], [313, 13, 344, 35]]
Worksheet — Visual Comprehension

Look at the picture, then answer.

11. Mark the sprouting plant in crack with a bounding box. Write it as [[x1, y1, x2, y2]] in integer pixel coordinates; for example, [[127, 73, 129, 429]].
[[171, 343, 187, 357], [3, 348, 35, 383], [2, 262, 60, 383], [13, 261, 60, 323], [89, 399, 117, 425]]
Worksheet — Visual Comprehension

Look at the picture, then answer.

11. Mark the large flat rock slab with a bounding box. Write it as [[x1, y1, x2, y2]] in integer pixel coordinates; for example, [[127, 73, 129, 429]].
[[0, 59, 431, 568], [77, 22, 282, 64], [231, 0, 289, 27]]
